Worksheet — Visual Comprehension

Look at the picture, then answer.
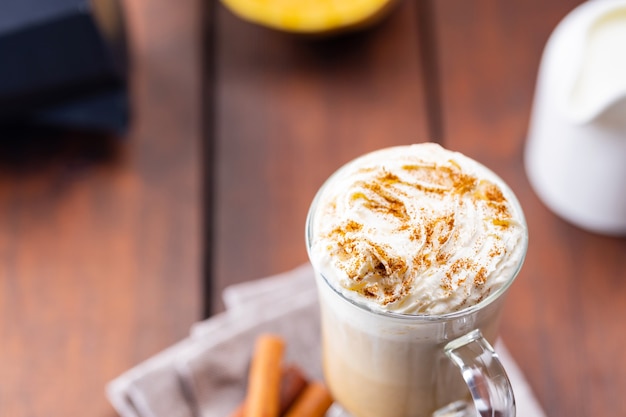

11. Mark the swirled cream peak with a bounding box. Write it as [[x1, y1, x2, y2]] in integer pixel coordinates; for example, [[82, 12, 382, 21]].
[[309, 143, 527, 315]]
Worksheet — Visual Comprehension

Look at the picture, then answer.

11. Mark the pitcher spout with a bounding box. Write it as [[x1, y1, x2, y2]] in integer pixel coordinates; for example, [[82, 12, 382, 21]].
[[525, 0, 626, 236], [565, 5, 626, 125]]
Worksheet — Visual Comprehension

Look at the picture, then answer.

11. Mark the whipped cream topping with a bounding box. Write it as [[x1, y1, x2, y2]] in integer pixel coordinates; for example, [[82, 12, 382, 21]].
[[308, 143, 527, 315]]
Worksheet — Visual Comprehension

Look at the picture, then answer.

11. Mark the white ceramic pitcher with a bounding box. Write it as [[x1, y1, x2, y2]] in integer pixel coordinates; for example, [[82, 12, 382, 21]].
[[525, 0, 626, 236]]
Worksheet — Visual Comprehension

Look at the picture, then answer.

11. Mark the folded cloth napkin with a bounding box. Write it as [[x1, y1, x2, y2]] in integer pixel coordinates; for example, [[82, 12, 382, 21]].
[[106, 264, 546, 417]]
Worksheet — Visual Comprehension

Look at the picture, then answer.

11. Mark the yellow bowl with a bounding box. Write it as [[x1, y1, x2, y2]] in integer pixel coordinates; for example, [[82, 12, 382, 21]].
[[221, 0, 397, 34]]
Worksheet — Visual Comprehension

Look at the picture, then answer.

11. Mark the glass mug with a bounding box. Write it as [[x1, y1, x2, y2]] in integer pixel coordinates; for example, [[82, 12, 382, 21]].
[[305, 154, 528, 417]]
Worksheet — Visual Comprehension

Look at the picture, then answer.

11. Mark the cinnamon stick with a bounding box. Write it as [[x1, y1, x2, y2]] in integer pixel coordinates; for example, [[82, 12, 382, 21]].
[[244, 334, 285, 417], [283, 382, 333, 417], [278, 365, 309, 415], [228, 365, 308, 417]]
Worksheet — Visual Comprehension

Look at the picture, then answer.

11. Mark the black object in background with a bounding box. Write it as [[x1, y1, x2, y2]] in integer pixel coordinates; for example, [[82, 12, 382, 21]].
[[0, 0, 129, 134]]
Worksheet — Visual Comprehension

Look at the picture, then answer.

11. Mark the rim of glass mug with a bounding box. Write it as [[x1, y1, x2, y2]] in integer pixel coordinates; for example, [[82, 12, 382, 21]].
[[305, 149, 529, 322]]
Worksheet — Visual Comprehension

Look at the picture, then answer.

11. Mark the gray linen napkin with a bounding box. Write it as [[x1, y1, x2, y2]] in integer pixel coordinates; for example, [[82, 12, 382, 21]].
[[106, 264, 546, 417]]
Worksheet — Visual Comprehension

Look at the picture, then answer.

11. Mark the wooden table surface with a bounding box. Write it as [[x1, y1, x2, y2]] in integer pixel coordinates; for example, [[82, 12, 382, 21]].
[[2, 0, 625, 416]]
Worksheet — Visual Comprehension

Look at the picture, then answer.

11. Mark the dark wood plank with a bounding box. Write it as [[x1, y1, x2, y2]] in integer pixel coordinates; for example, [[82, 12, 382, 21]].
[[212, 1, 431, 311], [431, 0, 626, 416], [0, 0, 203, 415]]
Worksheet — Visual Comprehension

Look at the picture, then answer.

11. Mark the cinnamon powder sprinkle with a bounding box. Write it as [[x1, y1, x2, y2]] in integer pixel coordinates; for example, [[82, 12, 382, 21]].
[[474, 267, 487, 285], [442, 258, 482, 294], [320, 156, 518, 309], [356, 181, 408, 221]]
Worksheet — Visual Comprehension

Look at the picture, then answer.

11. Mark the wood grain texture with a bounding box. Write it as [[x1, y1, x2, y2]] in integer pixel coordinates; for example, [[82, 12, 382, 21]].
[[431, 0, 626, 416], [3, 0, 625, 415], [211, 0, 430, 311], [0, 0, 203, 415]]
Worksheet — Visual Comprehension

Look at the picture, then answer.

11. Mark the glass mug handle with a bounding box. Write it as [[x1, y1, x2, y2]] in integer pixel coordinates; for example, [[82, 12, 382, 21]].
[[434, 329, 515, 417]]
